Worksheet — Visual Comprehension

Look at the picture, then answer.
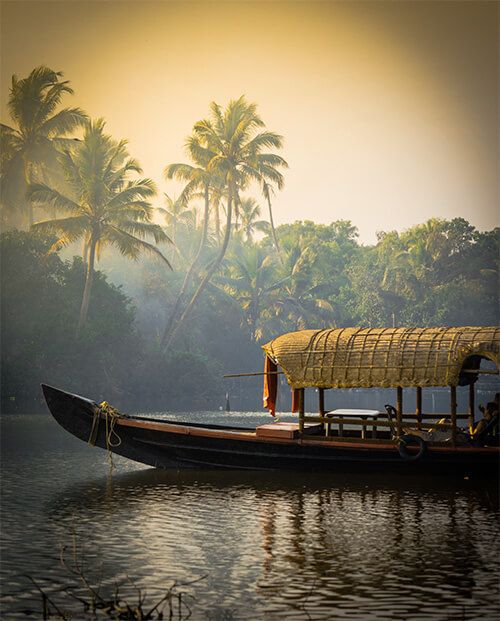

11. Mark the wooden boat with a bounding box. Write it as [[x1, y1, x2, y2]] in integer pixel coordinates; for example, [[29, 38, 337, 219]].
[[42, 327, 500, 474]]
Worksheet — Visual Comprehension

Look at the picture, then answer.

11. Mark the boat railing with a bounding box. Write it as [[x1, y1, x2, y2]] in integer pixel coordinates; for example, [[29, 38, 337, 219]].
[[289, 379, 489, 445], [302, 413, 456, 433], [297, 406, 472, 443]]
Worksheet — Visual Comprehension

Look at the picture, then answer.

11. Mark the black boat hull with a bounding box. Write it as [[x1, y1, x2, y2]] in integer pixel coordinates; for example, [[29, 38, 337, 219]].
[[42, 384, 500, 475]]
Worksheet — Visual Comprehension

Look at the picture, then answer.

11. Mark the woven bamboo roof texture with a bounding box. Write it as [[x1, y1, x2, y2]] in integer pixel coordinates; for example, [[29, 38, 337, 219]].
[[262, 327, 500, 389]]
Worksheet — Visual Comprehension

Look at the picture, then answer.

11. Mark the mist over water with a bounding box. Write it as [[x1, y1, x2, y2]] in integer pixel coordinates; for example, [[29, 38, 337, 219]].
[[1, 413, 498, 620]]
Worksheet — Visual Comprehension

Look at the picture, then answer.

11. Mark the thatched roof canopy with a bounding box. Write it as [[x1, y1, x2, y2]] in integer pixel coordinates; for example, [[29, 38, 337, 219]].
[[262, 327, 500, 389]]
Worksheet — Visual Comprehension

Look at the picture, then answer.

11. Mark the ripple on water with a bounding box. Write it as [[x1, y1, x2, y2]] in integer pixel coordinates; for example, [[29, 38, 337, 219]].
[[1, 414, 499, 620]]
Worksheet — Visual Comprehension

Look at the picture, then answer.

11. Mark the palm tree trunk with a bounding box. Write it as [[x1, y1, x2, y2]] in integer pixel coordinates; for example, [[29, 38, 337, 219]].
[[82, 237, 89, 263], [214, 198, 221, 242], [160, 183, 210, 348], [77, 236, 96, 335], [171, 224, 176, 266], [266, 194, 283, 266], [27, 203, 34, 229], [250, 299, 258, 342], [24, 157, 34, 229], [163, 193, 233, 353]]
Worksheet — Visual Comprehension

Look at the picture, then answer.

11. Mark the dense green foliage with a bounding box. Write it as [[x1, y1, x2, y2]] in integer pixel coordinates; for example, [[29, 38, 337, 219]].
[[1, 230, 134, 411], [138, 215, 498, 349], [0, 231, 224, 413], [1, 66, 498, 415], [2, 217, 498, 414]]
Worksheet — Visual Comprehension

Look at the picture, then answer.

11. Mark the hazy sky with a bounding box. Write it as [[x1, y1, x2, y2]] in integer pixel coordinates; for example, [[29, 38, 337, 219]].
[[1, 0, 498, 244]]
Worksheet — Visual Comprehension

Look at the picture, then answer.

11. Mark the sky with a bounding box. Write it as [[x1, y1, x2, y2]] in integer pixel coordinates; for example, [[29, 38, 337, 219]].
[[1, 0, 498, 244]]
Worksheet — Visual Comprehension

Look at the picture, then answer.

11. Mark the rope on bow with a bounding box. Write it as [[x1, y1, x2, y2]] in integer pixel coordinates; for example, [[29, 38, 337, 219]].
[[88, 401, 124, 469]]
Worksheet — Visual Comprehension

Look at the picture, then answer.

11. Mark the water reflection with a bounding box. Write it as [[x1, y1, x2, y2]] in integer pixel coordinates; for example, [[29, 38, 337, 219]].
[[1, 414, 499, 620], [38, 469, 500, 620]]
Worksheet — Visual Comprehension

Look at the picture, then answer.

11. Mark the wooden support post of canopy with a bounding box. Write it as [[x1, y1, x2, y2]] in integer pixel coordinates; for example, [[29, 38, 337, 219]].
[[416, 387, 422, 430], [318, 388, 325, 432], [451, 385, 457, 446], [298, 388, 305, 432], [469, 382, 475, 434], [319, 388, 325, 414], [397, 387, 403, 437]]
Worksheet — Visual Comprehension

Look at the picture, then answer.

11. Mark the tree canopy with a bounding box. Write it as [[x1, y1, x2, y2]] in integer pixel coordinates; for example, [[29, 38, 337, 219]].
[[0, 66, 87, 227], [1, 67, 497, 415], [28, 119, 170, 331]]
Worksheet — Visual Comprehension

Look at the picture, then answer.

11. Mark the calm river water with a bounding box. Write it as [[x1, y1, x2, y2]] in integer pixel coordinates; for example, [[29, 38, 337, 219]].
[[1, 412, 499, 620]]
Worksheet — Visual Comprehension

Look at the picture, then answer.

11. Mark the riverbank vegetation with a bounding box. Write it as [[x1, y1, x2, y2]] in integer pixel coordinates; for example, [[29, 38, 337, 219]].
[[27, 511, 203, 619], [1, 66, 498, 414]]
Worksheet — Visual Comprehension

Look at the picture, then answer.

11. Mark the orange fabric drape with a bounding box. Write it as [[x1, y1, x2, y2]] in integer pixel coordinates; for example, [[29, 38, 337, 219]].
[[263, 356, 278, 416], [291, 389, 300, 413]]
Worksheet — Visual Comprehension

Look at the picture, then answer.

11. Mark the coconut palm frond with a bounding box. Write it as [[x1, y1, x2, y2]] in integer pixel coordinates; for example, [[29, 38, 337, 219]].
[[39, 107, 88, 138], [315, 299, 335, 312], [9, 66, 65, 126], [103, 140, 131, 180], [27, 182, 81, 213], [32, 214, 88, 239], [243, 131, 284, 154], [107, 179, 156, 211], [115, 220, 171, 245], [107, 159, 142, 191], [185, 136, 215, 168], [33, 80, 74, 127], [258, 153, 289, 169], [207, 155, 231, 176], [164, 162, 196, 182], [209, 101, 224, 127], [105, 225, 172, 268], [0, 123, 19, 146], [237, 163, 263, 184], [193, 118, 224, 153], [110, 202, 153, 223], [257, 164, 285, 189], [178, 178, 203, 204], [0, 150, 27, 212], [46, 234, 83, 257]]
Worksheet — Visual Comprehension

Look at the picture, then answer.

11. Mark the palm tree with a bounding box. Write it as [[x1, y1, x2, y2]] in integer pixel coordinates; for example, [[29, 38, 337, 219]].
[[237, 197, 269, 242], [379, 219, 450, 302], [158, 192, 194, 265], [161, 95, 287, 352], [219, 245, 281, 341], [262, 181, 283, 264], [161, 161, 214, 347], [274, 242, 337, 330], [28, 119, 171, 333], [206, 175, 228, 242], [1, 66, 87, 227]]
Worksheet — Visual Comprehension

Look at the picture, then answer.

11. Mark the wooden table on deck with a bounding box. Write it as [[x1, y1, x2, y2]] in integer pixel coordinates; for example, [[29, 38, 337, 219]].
[[326, 409, 381, 439]]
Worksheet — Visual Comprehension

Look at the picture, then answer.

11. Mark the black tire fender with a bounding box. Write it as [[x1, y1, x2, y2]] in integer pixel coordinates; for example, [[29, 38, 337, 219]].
[[398, 434, 427, 461]]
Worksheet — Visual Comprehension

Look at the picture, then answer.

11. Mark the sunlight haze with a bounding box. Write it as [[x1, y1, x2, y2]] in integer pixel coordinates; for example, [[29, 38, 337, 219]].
[[1, 0, 498, 243]]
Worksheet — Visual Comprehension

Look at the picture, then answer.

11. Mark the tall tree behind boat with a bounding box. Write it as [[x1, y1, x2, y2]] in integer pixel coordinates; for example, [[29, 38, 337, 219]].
[[27, 119, 171, 334], [236, 197, 270, 243], [161, 95, 288, 353], [158, 192, 194, 266], [0, 66, 88, 228]]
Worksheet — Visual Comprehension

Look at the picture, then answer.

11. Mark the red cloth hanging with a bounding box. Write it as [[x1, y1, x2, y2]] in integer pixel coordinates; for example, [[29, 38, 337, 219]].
[[263, 356, 278, 416], [291, 389, 300, 413]]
